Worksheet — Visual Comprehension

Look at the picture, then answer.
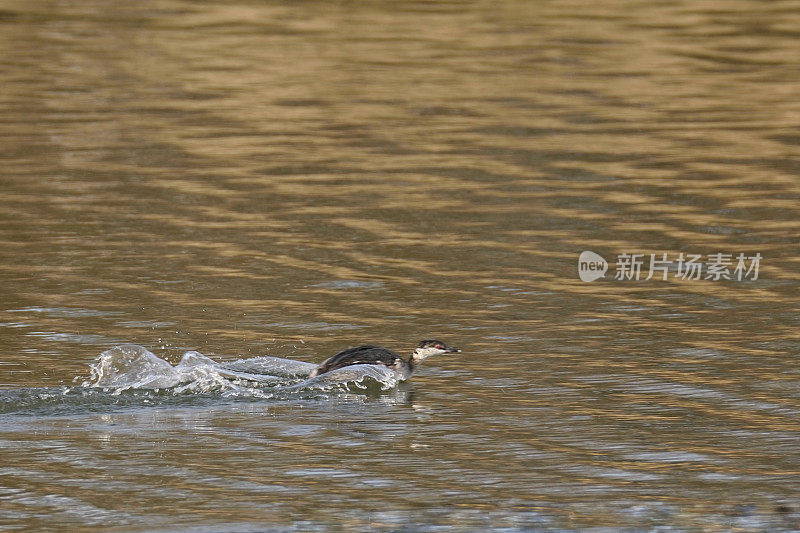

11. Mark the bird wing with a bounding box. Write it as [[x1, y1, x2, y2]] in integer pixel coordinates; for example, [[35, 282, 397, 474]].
[[315, 345, 403, 374]]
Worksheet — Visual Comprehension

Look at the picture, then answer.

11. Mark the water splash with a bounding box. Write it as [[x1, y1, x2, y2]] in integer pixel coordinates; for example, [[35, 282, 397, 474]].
[[0, 345, 408, 416], [85, 344, 403, 395], [86, 345, 286, 395]]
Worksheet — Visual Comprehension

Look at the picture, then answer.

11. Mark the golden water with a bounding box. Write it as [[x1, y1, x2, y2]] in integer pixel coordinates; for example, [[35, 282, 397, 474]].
[[1, 0, 799, 529]]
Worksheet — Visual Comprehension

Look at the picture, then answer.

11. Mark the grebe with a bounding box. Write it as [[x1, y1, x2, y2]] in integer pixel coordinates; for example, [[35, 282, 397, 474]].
[[308, 340, 460, 380]]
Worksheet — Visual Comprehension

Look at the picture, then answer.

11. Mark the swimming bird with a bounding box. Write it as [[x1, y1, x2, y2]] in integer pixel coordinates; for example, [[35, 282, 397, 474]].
[[308, 340, 460, 380]]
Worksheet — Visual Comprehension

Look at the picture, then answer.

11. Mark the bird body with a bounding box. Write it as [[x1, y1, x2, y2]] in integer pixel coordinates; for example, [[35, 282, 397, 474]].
[[308, 340, 459, 380]]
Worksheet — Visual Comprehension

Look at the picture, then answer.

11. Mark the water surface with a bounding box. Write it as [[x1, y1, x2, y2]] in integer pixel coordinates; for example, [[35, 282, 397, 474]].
[[1, 0, 800, 530]]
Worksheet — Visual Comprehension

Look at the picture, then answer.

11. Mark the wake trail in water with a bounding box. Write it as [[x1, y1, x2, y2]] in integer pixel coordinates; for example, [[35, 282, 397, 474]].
[[0, 345, 408, 415]]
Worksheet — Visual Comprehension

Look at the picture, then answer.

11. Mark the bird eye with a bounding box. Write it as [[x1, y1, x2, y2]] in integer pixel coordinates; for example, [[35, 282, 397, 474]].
[[435, 344, 444, 349]]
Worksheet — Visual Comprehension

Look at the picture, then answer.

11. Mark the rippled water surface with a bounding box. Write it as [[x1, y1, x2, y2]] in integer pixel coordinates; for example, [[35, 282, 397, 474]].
[[2, 0, 800, 530]]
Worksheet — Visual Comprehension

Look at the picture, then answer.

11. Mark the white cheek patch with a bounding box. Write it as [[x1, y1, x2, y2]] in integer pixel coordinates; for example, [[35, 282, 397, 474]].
[[414, 348, 443, 361]]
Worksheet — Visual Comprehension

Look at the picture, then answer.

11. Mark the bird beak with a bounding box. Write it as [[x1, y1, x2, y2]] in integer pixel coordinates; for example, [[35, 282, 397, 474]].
[[448, 347, 461, 353]]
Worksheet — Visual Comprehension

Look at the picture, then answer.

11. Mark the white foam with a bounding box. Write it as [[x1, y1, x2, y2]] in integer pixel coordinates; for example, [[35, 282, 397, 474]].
[[84, 345, 402, 396]]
